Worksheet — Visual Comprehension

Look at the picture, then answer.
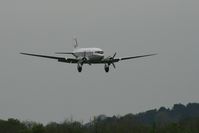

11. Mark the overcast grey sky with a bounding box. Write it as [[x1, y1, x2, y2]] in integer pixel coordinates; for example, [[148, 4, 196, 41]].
[[0, 0, 199, 124]]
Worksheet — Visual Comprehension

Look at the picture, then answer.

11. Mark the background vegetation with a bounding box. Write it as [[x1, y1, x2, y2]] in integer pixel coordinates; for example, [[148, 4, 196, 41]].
[[1, 103, 199, 133]]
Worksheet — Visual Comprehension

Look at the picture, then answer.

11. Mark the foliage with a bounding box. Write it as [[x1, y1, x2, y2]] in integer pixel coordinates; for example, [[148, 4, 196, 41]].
[[0, 103, 199, 133]]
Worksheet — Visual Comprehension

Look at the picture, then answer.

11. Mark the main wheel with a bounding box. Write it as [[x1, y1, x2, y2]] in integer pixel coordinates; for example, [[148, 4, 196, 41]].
[[77, 64, 82, 72], [104, 64, 109, 73], [78, 66, 82, 72]]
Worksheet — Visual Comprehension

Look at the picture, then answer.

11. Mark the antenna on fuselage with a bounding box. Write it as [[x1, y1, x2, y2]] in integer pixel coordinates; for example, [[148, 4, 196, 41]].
[[73, 37, 78, 49]]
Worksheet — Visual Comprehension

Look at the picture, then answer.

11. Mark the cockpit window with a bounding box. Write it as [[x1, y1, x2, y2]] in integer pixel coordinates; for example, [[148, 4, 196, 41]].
[[95, 51, 104, 54]]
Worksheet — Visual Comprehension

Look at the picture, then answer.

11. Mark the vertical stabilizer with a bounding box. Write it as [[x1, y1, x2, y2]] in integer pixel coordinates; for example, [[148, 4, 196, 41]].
[[73, 37, 78, 49]]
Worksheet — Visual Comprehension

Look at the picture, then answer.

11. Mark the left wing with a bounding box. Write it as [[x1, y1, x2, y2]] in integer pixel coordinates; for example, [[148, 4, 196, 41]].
[[20, 53, 78, 63]]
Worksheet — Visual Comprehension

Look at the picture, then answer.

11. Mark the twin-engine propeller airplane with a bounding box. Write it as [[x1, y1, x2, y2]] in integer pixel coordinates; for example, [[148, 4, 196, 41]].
[[21, 38, 157, 73]]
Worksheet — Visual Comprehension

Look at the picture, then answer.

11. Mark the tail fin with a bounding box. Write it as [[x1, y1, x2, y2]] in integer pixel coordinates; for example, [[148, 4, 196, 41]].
[[73, 37, 78, 49]]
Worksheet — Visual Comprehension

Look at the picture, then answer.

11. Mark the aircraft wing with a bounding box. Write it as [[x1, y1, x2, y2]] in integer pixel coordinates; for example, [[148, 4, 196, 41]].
[[119, 53, 157, 61], [100, 53, 157, 65], [20, 53, 78, 63], [55, 52, 74, 54]]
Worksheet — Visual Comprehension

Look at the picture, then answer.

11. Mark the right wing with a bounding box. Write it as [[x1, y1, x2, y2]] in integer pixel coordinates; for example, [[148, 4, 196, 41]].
[[20, 53, 78, 63]]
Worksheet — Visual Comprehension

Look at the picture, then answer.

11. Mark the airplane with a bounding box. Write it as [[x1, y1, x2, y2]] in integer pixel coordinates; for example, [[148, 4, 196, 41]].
[[21, 38, 157, 73]]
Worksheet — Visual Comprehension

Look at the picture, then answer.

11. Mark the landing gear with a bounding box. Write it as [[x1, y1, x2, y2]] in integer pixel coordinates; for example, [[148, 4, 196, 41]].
[[77, 63, 82, 72], [104, 64, 109, 73]]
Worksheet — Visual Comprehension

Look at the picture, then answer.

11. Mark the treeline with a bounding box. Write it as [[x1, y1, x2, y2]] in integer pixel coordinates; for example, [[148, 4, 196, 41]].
[[135, 103, 199, 124], [0, 103, 199, 133]]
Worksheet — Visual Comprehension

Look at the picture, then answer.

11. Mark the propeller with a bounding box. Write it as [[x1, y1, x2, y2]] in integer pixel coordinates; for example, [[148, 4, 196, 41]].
[[82, 51, 87, 62], [78, 51, 87, 65], [113, 52, 117, 59], [112, 62, 116, 69], [108, 52, 117, 69]]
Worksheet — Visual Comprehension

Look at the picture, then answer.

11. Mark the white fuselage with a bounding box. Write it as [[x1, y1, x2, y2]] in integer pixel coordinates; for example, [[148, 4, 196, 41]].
[[73, 48, 104, 61]]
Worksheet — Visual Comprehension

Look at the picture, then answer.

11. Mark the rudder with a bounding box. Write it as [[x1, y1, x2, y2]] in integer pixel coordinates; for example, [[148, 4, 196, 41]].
[[73, 37, 78, 49]]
